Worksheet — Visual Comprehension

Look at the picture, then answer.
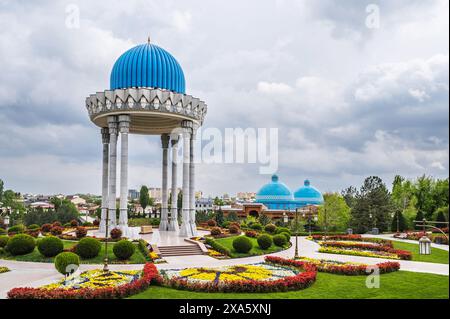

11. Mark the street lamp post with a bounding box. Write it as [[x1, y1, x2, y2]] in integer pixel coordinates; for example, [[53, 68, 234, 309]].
[[294, 208, 299, 259]]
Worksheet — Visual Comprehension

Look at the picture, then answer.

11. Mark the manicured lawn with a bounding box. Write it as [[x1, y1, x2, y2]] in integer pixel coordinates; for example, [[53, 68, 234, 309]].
[[391, 241, 448, 264], [214, 235, 289, 258], [130, 271, 449, 299], [0, 240, 146, 264]]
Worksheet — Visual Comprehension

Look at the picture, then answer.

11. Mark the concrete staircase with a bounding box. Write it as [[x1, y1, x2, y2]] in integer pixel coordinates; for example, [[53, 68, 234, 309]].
[[158, 244, 204, 257]]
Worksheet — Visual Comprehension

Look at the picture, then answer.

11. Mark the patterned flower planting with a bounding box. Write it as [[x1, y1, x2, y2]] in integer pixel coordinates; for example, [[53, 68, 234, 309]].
[[42, 269, 141, 290], [162, 263, 299, 284]]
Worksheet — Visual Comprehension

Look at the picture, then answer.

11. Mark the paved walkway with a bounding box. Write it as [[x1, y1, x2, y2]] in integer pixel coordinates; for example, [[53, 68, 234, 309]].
[[0, 236, 448, 298]]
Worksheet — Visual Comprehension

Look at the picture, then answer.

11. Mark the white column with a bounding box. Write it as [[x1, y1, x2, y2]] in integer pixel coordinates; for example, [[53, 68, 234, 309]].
[[159, 134, 170, 231], [118, 115, 130, 236], [179, 121, 192, 237], [168, 135, 180, 232], [100, 128, 109, 234], [107, 116, 118, 229], [189, 126, 198, 236]]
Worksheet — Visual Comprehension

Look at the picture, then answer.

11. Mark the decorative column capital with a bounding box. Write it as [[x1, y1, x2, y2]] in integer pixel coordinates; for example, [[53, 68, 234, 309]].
[[118, 114, 131, 133], [107, 115, 118, 134], [101, 127, 110, 144], [171, 134, 180, 146], [181, 120, 193, 129], [161, 133, 170, 149]]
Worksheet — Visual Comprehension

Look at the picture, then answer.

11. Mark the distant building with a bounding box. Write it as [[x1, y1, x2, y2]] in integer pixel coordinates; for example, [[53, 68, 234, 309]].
[[29, 201, 54, 210], [128, 189, 140, 200], [66, 195, 86, 206], [195, 198, 214, 211], [236, 192, 256, 201]]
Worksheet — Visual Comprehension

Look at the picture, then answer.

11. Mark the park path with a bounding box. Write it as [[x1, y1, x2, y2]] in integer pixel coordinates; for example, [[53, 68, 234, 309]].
[[0, 236, 448, 298]]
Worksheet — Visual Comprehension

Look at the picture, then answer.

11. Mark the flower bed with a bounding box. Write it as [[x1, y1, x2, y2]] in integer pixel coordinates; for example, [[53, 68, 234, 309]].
[[295, 257, 400, 275], [7, 263, 161, 299], [0, 266, 10, 274], [161, 256, 316, 293], [311, 236, 411, 260]]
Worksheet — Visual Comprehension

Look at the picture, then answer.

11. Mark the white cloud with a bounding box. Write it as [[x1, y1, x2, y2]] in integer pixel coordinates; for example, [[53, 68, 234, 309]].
[[257, 81, 293, 94]]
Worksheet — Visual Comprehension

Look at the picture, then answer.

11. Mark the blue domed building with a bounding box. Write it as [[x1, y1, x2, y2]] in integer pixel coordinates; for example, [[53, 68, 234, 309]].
[[255, 175, 295, 210], [85, 39, 207, 238], [255, 176, 323, 211], [293, 180, 324, 207]]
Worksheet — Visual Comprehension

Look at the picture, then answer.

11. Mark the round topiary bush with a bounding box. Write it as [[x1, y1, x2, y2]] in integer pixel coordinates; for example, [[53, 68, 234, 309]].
[[7, 224, 25, 234], [110, 228, 122, 240], [41, 223, 52, 232], [257, 234, 273, 250], [210, 227, 222, 236], [276, 227, 291, 235], [93, 220, 100, 226], [76, 237, 101, 259], [273, 234, 287, 247], [250, 223, 263, 231], [27, 224, 40, 230], [207, 219, 217, 227], [228, 225, 240, 234], [54, 252, 80, 275], [70, 219, 79, 227], [37, 236, 64, 257], [264, 224, 277, 233], [6, 234, 36, 255], [113, 240, 135, 260], [232, 236, 253, 253], [75, 226, 87, 239], [280, 232, 291, 242], [0, 235, 9, 248]]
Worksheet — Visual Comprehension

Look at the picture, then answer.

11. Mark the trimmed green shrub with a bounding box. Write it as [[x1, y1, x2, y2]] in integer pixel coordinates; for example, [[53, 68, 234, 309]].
[[264, 224, 277, 233], [275, 227, 291, 235], [280, 232, 291, 242], [37, 236, 64, 257], [0, 228, 6, 235], [205, 237, 230, 256], [257, 234, 273, 250], [27, 224, 40, 230], [0, 247, 5, 255], [6, 234, 36, 255], [250, 223, 263, 231], [113, 240, 135, 260], [273, 234, 287, 247], [232, 236, 252, 253], [76, 237, 101, 259], [7, 224, 25, 234], [54, 252, 80, 275], [0, 235, 9, 248]]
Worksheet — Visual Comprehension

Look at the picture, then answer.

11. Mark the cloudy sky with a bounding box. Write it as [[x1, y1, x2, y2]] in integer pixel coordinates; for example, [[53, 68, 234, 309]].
[[0, 0, 448, 196]]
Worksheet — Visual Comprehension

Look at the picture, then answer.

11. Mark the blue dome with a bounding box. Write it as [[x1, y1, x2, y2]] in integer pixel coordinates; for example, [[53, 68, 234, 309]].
[[255, 175, 295, 210], [293, 179, 324, 207], [110, 43, 185, 94]]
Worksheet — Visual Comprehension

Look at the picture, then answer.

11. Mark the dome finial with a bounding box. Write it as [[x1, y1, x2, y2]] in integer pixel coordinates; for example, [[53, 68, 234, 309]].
[[147, 35, 151, 44], [271, 175, 279, 182]]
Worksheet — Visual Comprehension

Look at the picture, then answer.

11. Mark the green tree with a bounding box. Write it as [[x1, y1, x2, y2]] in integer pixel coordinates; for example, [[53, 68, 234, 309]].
[[414, 210, 424, 230], [318, 193, 351, 232], [390, 210, 407, 232], [214, 208, 224, 226], [139, 185, 150, 212], [349, 176, 393, 233], [258, 213, 271, 226], [213, 196, 224, 207], [0, 178, 4, 202], [50, 197, 63, 211], [341, 186, 357, 209], [227, 211, 239, 222], [435, 209, 447, 228], [56, 200, 79, 224]]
